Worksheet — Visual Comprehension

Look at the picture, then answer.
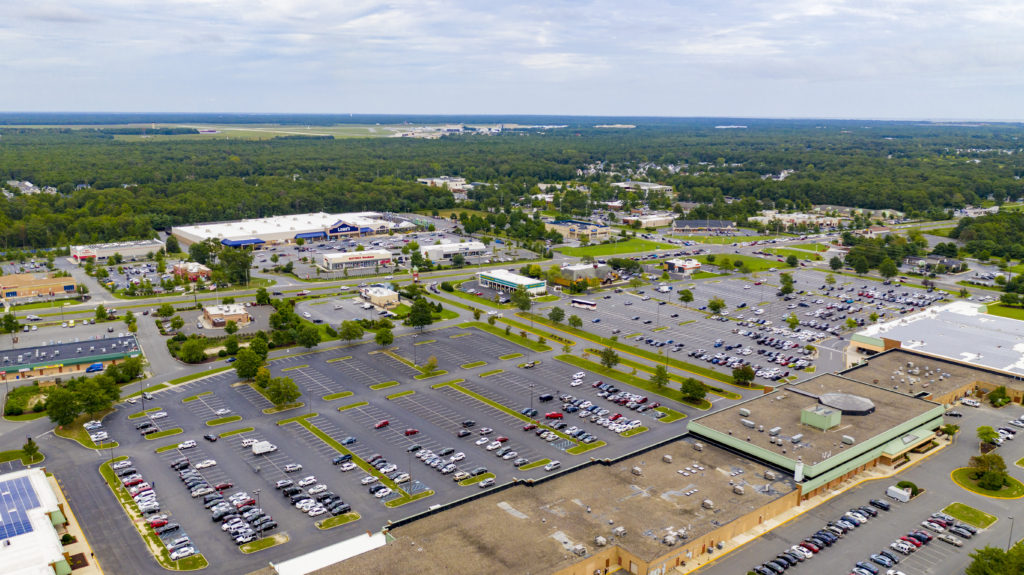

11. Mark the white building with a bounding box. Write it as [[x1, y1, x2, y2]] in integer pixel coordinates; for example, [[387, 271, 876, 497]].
[[417, 176, 471, 191], [420, 241, 487, 262], [70, 239, 165, 262], [665, 258, 702, 273], [321, 249, 393, 271], [620, 213, 675, 228], [476, 269, 546, 295], [171, 212, 416, 249], [747, 211, 841, 229], [0, 468, 74, 575], [611, 181, 674, 196]]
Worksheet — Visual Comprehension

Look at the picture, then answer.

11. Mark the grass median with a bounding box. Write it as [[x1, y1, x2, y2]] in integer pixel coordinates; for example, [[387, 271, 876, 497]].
[[144, 428, 184, 441], [951, 467, 1024, 499], [517, 459, 551, 471], [206, 415, 242, 426], [368, 381, 398, 391], [479, 369, 504, 378], [128, 407, 162, 419], [323, 391, 354, 401], [219, 427, 254, 438], [54, 411, 118, 449], [461, 361, 487, 369], [458, 322, 552, 352], [556, 355, 711, 410], [0, 449, 44, 465], [338, 401, 369, 412], [499, 353, 523, 360], [596, 351, 741, 400], [239, 533, 288, 554], [385, 390, 415, 400], [166, 366, 232, 386], [942, 502, 998, 528], [316, 512, 361, 530], [182, 392, 212, 403], [654, 406, 687, 423], [459, 472, 495, 486]]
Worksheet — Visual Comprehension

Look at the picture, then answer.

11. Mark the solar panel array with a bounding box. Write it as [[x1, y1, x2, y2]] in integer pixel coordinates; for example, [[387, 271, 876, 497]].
[[0, 476, 41, 539]]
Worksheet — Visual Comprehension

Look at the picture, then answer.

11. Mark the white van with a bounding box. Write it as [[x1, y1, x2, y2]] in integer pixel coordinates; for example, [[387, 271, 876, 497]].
[[961, 398, 981, 407]]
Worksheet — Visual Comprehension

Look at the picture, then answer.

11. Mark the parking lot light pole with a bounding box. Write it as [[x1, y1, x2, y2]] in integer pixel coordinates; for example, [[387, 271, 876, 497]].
[[1009, 516, 1015, 551], [254, 488, 262, 540]]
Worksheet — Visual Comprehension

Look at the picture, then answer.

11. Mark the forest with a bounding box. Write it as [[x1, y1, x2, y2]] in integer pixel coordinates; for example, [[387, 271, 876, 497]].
[[0, 116, 1022, 249]]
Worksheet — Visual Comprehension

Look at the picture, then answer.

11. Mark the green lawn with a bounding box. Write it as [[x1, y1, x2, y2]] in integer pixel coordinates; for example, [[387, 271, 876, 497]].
[[262, 403, 304, 414], [764, 247, 823, 261], [461, 360, 488, 369], [239, 535, 287, 554], [316, 512, 361, 530], [557, 238, 673, 257], [0, 449, 44, 465], [654, 406, 687, 423], [3, 411, 48, 421], [182, 392, 212, 403], [219, 427, 254, 438], [144, 428, 183, 441], [518, 459, 552, 471], [205, 415, 242, 426], [323, 391, 354, 401], [458, 322, 552, 352], [54, 411, 118, 449], [368, 381, 399, 391], [696, 254, 780, 273], [385, 390, 415, 400], [690, 271, 724, 279], [789, 242, 831, 252], [671, 233, 783, 243], [985, 304, 1024, 321], [942, 502, 998, 528], [556, 354, 711, 410], [534, 295, 560, 303], [459, 472, 495, 486], [951, 467, 1024, 499]]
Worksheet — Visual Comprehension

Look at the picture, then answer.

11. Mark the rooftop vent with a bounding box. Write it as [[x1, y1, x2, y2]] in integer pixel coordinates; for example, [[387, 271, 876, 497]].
[[842, 435, 856, 445], [768, 427, 781, 436], [741, 419, 755, 428], [702, 499, 714, 509], [738, 408, 751, 417]]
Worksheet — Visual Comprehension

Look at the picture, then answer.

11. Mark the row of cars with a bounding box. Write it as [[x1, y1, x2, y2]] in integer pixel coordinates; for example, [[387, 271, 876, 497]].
[[112, 459, 197, 561], [84, 419, 112, 445], [751, 499, 897, 575]]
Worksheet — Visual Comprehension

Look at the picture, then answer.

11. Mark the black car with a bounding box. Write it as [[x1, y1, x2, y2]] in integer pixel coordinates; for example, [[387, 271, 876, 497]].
[[330, 503, 352, 515], [203, 434, 218, 442], [290, 494, 311, 504], [869, 499, 891, 511], [332, 454, 353, 465], [154, 523, 180, 536], [405, 444, 422, 453], [461, 419, 476, 428], [470, 466, 488, 476], [116, 467, 137, 477], [282, 486, 302, 496]]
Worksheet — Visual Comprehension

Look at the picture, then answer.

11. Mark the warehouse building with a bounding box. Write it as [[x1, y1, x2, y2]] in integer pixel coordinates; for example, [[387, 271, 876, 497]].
[[171, 212, 416, 248], [0, 468, 75, 575], [545, 220, 612, 242], [559, 263, 612, 282], [70, 238, 165, 261], [672, 219, 737, 234], [321, 249, 393, 271], [420, 241, 487, 262], [620, 213, 675, 228], [0, 335, 141, 385], [475, 270, 546, 295], [689, 373, 944, 500], [0, 274, 77, 304]]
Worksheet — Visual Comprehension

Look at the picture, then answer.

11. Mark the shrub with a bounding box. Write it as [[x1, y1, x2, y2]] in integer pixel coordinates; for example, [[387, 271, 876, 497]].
[[978, 470, 1008, 491], [61, 534, 73, 544], [896, 480, 921, 496], [218, 349, 228, 357]]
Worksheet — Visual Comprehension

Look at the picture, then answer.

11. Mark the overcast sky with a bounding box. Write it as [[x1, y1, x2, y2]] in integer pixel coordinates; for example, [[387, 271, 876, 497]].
[[3, 0, 1023, 119]]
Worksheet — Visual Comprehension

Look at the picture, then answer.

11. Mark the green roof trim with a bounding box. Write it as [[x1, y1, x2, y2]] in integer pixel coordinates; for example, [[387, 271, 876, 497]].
[[53, 558, 72, 575], [49, 509, 67, 526]]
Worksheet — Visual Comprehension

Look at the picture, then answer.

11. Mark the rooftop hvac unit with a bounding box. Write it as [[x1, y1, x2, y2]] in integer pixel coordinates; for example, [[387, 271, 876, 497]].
[[612, 526, 627, 537], [741, 419, 755, 428], [573, 544, 587, 556], [738, 408, 751, 417], [663, 534, 678, 546], [733, 485, 745, 495], [764, 470, 777, 480], [702, 499, 714, 509], [663, 454, 673, 463], [594, 536, 607, 547], [768, 427, 781, 436], [842, 435, 855, 445], [693, 443, 703, 451], [758, 424, 765, 433], [768, 437, 776, 445], [631, 466, 642, 476], [791, 434, 804, 443]]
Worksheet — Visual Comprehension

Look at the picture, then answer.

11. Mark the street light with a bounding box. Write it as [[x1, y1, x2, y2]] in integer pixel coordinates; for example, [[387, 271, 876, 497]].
[[1009, 516, 1015, 551], [254, 488, 263, 540]]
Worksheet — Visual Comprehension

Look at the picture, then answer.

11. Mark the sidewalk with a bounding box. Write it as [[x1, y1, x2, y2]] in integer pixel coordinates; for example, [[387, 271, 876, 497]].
[[50, 474, 105, 575]]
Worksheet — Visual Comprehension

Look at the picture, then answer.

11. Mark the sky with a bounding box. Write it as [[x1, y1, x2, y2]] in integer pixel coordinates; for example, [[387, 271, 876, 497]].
[[2, 0, 1024, 120]]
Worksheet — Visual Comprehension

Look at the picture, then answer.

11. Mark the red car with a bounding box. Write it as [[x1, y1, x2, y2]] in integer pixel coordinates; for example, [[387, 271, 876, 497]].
[[495, 436, 508, 443], [545, 412, 563, 419], [799, 541, 820, 553], [404, 429, 419, 436], [522, 423, 537, 431], [900, 536, 922, 548], [150, 518, 168, 528], [214, 482, 233, 491], [374, 420, 389, 429]]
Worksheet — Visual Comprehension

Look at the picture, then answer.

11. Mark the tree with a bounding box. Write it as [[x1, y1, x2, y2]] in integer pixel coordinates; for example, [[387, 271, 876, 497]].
[[732, 365, 755, 387], [680, 377, 707, 402], [629, 277, 644, 291], [786, 313, 800, 329], [22, 437, 39, 462], [510, 287, 532, 315], [338, 320, 365, 344], [255, 287, 271, 305], [678, 289, 693, 305], [249, 337, 269, 360], [234, 348, 262, 379], [76, 379, 112, 420], [296, 324, 322, 348], [178, 338, 206, 363], [879, 257, 898, 279], [650, 365, 670, 388], [987, 386, 1010, 407], [567, 314, 583, 329], [265, 376, 301, 406], [254, 367, 271, 389], [869, 312, 879, 323], [224, 335, 239, 355], [157, 303, 175, 317], [95, 305, 108, 321], [46, 387, 79, 427], [969, 453, 1007, 475], [224, 320, 238, 335], [170, 315, 184, 330], [940, 423, 960, 437], [548, 306, 565, 324], [1000, 293, 1021, 307], [599, 347, 620, 370], [966, 545, 1024, 575], [165, 235, 180, 254], [829, 256, 843, 271], [786, 254, 799, 267], [2, 313, 20, 345], [375, 327, 394, 347], [405, 298, 434, 330], [707, 297, 726, 315], [851, 255, 870, 275], [825, 273, 837, 285], [845, 318, 858, 330], [422, 355, 438, 373], [451, 253, 465, 268], [779, 272, 794, 295], [977, 425, 1000, 446]]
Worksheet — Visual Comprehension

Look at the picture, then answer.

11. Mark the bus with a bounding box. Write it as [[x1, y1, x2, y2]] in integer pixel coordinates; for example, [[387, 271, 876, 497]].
[[570, 299, 597, 310]]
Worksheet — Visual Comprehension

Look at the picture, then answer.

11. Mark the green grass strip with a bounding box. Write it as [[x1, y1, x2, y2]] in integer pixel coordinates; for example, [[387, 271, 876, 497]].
[[0, 449, 44, 465], [941, 502, 998, 528], [282, 364, 309, 372], [262, 403, 304, 414], [219, 427, 254, 438], [239, 535, 286, 554], [449, 333, 472, 339], [323, 391, 354, 401], [461, 361, 488, 369], [4, 411, 48, 421], [567, 441, 607, 455], [413, 370, 448, 380], [601, 352, 741, 400], [523, 313, 744, 387], [479, 369, 504, 378], [338, 401, 369, 412], [144, 428, 183, 441], [459, 472, 495, 486], [517, 459, 551, 471], [205, 415, 242, 426], [182, 392, 212, 403], [125, 383, 168, 399], [316, 512, 361, 530], [458, 322, 552, 352], [155, 443, 181, 454], [326, 356, 352, 363], [621, 426, 649, 437], [499, 353, 523, 360], [651, 326, 669, 332], [557, 354, 711, 410], [430, 378, 466, 389], [414, 339, 437, 345], [384, 489, 435, 508], [166, 366, 233, 386], [654, 406, 687, 423], [386, 390, 415, 400], [128, 407, 162, 419], [369, 381, 399, 391], [951, 467, 1024, 499]]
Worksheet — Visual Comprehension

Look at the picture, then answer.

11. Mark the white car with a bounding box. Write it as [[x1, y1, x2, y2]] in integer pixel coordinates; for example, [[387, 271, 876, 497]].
[[193, 459, 217, 469], [474, 437, 490, 446], [283, 463, 303, 473], [360, 475, 379, 485], [339, 462, 357, 472], [502, 451, 518, 460], [393, 473, 411, 484], [149, 412, 168, 420], [570, 380, 582, 387], [379, 464, 397, 474], [297, 475, 317, 487], [177, 440, 197, 450], [90, 432, 109, 441], [214, 408, 232, 416], [170, 547, 196, 560], [373, 487, 392, 499], [302, 312, 312, 318], [307, 484, 328, 495], [308, 506, 327, 517], [450, 452, 466, 462], [573, 372, 586, 380], [485, 441, 502, 451], [112, 460, 132, 470]]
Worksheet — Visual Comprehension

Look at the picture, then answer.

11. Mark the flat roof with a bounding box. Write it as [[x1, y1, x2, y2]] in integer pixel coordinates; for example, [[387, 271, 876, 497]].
[[312, 438, 795, 575], [70, 239, 164, 250], [0, 335, 139, 374], [843, 348, 1024, 397], [420, 241, 486, 254], [322, 249, 392, 262], [855, 301, 1024, 375], [173, 212, 405, 243], [691, 374, 937, 467], [477, 269, 544, 286], [0, 469, 65, 575]]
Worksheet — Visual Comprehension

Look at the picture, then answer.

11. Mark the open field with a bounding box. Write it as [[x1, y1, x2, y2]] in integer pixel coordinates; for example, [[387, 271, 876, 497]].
[[557, 238, 673, 257]]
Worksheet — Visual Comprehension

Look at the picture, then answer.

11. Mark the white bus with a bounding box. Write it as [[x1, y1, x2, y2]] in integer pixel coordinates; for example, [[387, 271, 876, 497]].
[[570, 299, 597, 310]]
